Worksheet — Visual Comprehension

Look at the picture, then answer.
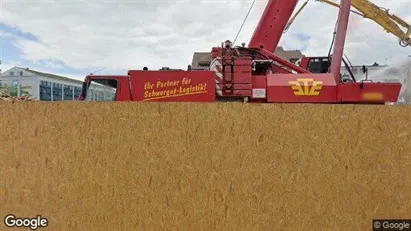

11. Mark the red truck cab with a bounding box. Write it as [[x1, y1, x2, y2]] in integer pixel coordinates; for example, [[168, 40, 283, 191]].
[[78, 70, 216, 102]]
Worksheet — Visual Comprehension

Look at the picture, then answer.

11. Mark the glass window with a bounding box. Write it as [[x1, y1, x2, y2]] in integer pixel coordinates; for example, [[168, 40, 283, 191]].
[[39, 82, 52, 101], [73, 86, 82, 100], [52, 83, 62, 101], [63, 84, 74, 100], [84, 79, 117, 101]]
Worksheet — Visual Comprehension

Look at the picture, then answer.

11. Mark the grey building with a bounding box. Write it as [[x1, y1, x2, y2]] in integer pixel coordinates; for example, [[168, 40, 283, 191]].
[[0, 66, 84, 101]]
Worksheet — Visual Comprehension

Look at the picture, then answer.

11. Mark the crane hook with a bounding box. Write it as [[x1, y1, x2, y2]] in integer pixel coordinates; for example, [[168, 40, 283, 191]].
[[399, 39, 410, 47]]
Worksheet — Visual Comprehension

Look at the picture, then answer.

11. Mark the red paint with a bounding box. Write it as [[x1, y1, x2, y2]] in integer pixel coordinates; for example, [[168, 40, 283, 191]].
[[249, 0, 299, 52], [258, 48, 311, 74], [337, 82, 401, 103], [128, 70, 215, 102], [330, 0, 351, 82], [250, 75, 267, 102], [77, 0, 401, 104], [266, 73, 337, 103], [298, 57, 310, 70]]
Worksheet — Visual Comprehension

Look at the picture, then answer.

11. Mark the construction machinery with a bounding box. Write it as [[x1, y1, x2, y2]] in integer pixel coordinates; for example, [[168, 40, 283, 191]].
[[285, 0, 411, 47], [78, 0, 403, 104]]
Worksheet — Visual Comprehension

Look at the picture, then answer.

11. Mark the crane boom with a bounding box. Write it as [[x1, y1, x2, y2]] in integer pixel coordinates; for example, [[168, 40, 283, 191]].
[[317, 0, 411, 47], [285, 0, 411, 47], [79, 0, 402, 104], [248, 0, 299, 52], [329, 0, 351, 79]]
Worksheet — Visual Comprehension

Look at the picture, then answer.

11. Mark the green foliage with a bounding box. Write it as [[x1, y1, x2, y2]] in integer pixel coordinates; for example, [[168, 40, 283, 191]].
[[0, 85, 31, 97]]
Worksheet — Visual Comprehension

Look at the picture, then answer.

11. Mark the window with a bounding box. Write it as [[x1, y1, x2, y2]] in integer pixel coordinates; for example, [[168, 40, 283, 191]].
[[19, 71, 23, 76], [84, 79, 117, 101], [98, 91, 104, 100], [10, 71, 14, 76], [63, 84, 74, 100], [52, 82, 62, 101], [40, 80, 51, 86], [74, 86, 82, 100], [39, 82, 52, 101], [198, 61, 210, 67]]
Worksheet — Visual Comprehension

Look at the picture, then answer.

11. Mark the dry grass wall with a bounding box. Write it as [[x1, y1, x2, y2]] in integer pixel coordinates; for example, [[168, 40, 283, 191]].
[[1, 102, 411, 230]]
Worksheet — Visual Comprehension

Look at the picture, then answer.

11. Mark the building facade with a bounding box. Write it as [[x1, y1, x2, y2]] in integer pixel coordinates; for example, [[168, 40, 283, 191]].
[[0, 67, 85, 101], [0, 66, 116, 101]]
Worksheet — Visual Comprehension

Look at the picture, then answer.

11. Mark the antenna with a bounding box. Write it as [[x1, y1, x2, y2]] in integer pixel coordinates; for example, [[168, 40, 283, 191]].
[[232, 0, 256, 46], [89, 67, 108, 75]]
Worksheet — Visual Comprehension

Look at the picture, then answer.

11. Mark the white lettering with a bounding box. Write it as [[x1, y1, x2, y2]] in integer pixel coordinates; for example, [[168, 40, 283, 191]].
[[382, 221, 410, 230], [4, 214, 48, 230]]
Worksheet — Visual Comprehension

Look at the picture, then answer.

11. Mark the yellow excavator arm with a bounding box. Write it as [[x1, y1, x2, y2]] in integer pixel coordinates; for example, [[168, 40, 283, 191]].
[[283, 0, 310, 33], [285, 0, 411, 47]]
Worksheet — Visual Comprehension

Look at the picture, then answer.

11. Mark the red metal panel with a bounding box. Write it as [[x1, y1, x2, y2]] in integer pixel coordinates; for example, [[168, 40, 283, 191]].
[[266, 73, 337, 103], [234, 58, 253, 66], [330, 0, 351, 82], [128, 70, 216, 102], [211, 57, 252, 84], [258, 48, 311, 74], [232, 90, 252, 96], [248, 0, 299, 52], [116, 77, 133, 101], [216, 84, 252, 90], [217, 89, 251, 97], [299, 57, 310, 70], [337, 82, 401, 103], [251, 75, 267, 101], [227, 72, 252, 84]]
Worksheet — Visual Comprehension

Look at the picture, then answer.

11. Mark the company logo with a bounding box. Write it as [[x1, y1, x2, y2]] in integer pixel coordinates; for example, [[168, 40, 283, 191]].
[[288, 78, 323, 96]]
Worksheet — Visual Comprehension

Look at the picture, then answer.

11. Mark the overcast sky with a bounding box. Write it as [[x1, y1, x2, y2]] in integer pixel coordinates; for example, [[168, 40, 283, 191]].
[[1, 0, 410, 80]]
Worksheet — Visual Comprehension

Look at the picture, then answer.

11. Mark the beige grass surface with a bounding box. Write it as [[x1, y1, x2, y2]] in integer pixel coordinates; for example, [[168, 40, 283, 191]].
[[1, 102, 411, 230]]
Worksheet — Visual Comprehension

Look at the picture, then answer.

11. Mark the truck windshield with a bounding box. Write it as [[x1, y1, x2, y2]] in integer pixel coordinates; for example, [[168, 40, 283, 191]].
[[84, 79, 117, 101]]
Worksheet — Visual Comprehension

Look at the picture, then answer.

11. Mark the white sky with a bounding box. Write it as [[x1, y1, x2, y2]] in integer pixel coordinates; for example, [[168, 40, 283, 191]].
[[1, 0, 410, 79]]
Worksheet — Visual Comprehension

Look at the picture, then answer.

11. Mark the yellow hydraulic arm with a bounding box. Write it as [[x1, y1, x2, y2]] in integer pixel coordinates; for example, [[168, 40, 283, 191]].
[[318, 0, 411, 47], [285, 0, 411, 47], [283, 0, 309, 33]]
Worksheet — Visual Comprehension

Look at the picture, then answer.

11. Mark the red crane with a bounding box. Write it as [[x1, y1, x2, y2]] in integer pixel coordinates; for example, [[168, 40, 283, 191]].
[[79, 0, 401, 104]]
